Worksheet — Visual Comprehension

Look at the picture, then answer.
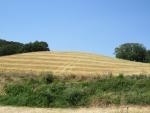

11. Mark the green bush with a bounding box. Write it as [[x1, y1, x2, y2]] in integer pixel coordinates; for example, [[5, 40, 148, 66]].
[[67, 90, 84, 106], [43, 73, 55, 84], [5, 84, 32, 96]]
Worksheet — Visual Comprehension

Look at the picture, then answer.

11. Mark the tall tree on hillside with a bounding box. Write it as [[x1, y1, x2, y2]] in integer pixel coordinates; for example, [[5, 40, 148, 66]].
[[115, 43, 147, 62], [145, 50, 150, 63]]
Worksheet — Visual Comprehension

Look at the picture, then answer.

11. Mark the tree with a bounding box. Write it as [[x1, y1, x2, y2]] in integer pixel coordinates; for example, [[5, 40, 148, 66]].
[[23, 41, 49, 52], [0, 44, 23, 56], [115, 43, 147, 62], [145, 50, 150, 63], [0, 39, 50, 56], [0, 39, 24, 56]]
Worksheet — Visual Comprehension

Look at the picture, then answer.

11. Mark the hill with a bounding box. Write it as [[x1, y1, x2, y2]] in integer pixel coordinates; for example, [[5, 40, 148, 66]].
[[0, 51, 150, 75], [0, 52, 150, 107]]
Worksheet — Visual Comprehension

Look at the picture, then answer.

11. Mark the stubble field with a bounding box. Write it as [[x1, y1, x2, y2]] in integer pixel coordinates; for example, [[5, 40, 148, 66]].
[[0, 51, 150, 75]]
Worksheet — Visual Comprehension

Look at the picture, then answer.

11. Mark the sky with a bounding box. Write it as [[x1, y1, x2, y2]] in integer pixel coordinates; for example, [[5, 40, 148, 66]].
[[0, 0, 150, 56]]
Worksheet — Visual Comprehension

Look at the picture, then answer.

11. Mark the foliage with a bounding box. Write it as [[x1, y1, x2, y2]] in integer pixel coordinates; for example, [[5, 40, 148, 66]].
[[43, 73, 55, 84], [66, 90, 85, 106], [145, 50, 150, 63], [0, 73, 150, 107], [0, 39, 50, 56], [115, 43, 147, 62], [0, 39, 23, 56], [23, 41, 49, 52]]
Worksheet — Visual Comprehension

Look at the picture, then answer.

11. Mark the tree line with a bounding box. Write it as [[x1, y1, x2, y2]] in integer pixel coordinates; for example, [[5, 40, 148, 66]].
[[115, 43, 150, 63], [0, 39, 50, 56]]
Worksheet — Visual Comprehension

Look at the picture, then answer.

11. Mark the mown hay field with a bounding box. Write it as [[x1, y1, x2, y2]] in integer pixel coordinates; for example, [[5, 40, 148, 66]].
[[0, 51, 150, 76]]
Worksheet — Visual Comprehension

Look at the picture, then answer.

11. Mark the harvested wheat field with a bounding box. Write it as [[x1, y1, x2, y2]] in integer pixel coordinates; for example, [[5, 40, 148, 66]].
[[0, 51, 150, 76], [0, 106, 150, 113]]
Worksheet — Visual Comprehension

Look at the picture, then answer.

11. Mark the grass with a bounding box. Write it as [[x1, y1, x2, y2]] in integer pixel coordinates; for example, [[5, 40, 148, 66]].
[[0, 51, 150, 75], [0, 73, 149, 108]]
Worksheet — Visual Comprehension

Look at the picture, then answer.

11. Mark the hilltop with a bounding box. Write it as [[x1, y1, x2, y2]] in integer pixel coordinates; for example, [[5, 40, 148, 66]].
[[0, 51, 150, 76]]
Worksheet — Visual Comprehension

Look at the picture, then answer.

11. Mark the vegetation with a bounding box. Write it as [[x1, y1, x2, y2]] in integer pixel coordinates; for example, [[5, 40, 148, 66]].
[[145, 50, 150, 62], [23, 41, 49, 52], [0, 39, 50, 56], [0, 73, 149, 108], [115, 43, 150, 63]]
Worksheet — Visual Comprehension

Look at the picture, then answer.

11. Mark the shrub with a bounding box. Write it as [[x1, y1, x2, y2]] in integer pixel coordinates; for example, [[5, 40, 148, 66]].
[[67, 90, 84, 106], [5, 84, 31, 96], [43, 73, 55, 84]]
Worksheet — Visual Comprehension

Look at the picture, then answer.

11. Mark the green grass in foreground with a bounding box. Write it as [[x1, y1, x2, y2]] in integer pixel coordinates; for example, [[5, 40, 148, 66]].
[[0, 73, 150, 107]]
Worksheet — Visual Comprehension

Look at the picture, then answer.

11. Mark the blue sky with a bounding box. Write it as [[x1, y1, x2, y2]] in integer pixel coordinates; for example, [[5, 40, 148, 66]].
[[0, 0, 150, 56]]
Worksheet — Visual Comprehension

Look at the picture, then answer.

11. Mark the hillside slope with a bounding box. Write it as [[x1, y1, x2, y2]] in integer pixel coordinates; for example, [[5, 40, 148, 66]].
[[0, 51, 150, 75]]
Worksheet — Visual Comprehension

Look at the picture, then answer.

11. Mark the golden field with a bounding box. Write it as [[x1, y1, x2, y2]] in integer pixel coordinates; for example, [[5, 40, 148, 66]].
[[0, 51, 150, 76]]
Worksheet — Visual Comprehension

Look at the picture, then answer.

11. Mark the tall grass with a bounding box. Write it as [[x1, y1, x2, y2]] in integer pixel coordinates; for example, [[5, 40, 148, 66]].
[[0, 73, 150, 107]]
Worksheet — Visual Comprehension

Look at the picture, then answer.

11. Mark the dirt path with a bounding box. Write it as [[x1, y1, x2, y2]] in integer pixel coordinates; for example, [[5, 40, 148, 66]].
[[0, 106, 149, 113]]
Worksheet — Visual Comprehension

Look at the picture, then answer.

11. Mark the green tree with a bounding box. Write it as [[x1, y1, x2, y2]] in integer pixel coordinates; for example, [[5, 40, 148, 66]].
[[115, 43, 147, 62], [0, 39, 50, 56], [145, 50, 150, 63], [0, 39, 24, 56], [23, 41, 49, 52]]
